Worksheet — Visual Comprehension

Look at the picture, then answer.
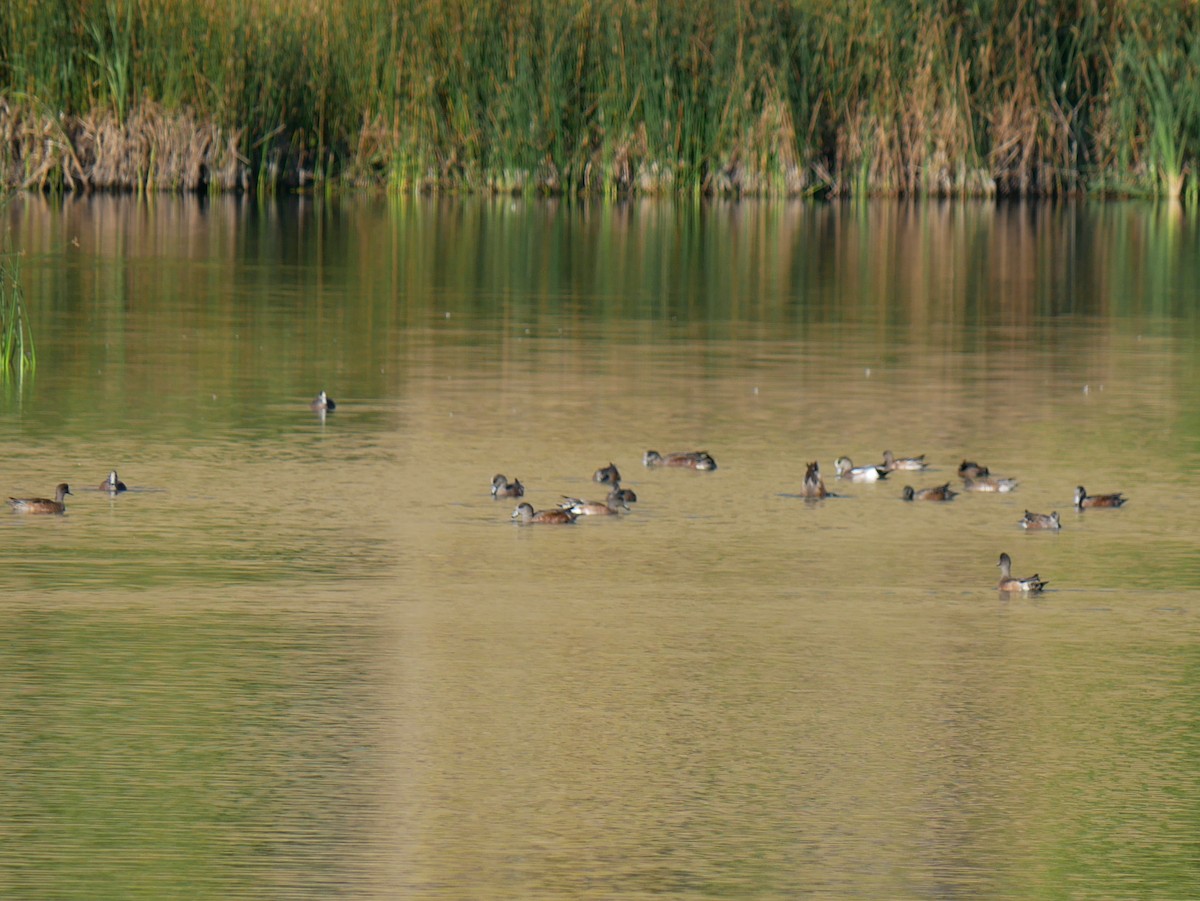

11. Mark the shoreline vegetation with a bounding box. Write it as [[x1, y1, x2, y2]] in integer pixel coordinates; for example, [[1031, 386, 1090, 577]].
[[0, 1, 1198, 199], [0, 196, 35, 381]]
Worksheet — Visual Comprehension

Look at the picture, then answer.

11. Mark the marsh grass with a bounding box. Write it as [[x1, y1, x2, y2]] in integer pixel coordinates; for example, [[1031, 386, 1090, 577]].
[[0, 230, 35, 381], [0, 0, 1198, 197]]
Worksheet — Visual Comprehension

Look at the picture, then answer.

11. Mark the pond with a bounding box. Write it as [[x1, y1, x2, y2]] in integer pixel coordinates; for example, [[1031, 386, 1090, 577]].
[[1, 195, 1198, 899]]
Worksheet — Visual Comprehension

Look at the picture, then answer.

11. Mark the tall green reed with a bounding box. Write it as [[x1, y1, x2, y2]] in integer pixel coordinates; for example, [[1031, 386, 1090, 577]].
[[84, 0, 134, 123], [1107, 13, 1200, 198], [0, 226, 35, 381], [0, 0, 1197, 197]]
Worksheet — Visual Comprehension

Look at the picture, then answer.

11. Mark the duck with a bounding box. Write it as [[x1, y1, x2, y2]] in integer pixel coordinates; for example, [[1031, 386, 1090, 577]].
[[881, 449, 928, 471], [1074, 486, 1127, 508], [491, 474, 525, 498], [958, 459, 990, 479], [901, 483, 957, 501], [996, 552, 1048, 593], [801, 460, 827, 499], [643, 450, 717, 470], [593, 462, 621, 484], [611, 485, 638, 504], [9, 483, 72, 514], [100, 470, 128, 493], [310, 391, 336, 411], [512, 502, 576, 524], [1019, 510, 1061, 530], [962, 476, 1019, 493], [834, 456, 888, 481], [559, 489, 630, 516]]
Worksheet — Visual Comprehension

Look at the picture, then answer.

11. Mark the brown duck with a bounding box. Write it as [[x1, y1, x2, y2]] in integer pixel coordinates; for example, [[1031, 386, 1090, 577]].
[[643, 450, 717, 470], [1074, 486, 1126, 508], [997, 552, 1048, 593], [512, 502, 576, 524], [902, 483, 957, 502], [9, 483, 72, 514]]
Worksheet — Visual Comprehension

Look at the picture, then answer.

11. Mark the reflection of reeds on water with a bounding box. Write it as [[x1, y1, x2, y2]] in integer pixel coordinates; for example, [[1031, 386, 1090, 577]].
[[1, 0, 1198, 198]]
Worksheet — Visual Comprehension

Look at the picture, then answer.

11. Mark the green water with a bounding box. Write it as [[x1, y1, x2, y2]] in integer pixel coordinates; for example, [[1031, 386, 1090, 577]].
[[0, 195, 1197, 899]]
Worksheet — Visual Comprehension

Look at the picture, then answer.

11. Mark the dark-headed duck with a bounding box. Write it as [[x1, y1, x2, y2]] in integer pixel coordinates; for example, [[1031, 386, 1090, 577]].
[[100, 470, 128, 493], [593, 462, 621, 484], [902, 483, 957, 502], [1074, 486, 1126, 508], [958, 459, 990, 479]]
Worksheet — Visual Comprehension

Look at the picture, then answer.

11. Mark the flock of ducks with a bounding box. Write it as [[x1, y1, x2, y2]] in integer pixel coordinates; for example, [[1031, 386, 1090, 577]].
[[495, 450, 717, 524], [9, 388, 1127, 598], [496, 446, 1129, 595], [809, 451, 1125, 593]]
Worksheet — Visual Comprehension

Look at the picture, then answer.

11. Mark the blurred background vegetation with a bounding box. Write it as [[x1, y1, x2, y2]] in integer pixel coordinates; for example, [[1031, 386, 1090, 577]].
[[0, 0, 1198, 198]]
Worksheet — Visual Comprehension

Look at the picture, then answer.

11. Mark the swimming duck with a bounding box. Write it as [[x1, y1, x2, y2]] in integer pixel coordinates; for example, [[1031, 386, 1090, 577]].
[[996, 552, 1048, 593], [881, 449, 928, 471], [593, 462, 621, 484], [643, 450, 717, 470], [100, 470, 128, 493], [512, 502, 576, 524], [310, 391, 336, 411], [962, 476, 1018, 493], [1019, 510, 1061, 530], [9, 483, 72, 514], [559, 489, 630, 516], [611, 485, 638, 504], [491, 474, 525, 498], [958, 459, 990, 479], [801, 460, 827, 499], [834, 456, 888, 481], [1074, 486, 1127, 508], [902, 483, 957, 502]]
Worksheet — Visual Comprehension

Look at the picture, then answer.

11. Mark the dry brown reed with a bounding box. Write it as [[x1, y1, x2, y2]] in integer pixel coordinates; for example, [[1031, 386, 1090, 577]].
[[1, 101, 247, 192]]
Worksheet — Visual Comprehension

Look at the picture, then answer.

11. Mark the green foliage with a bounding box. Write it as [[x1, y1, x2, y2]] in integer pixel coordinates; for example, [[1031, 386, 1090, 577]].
[[84, 0, 134, 123], [0, 233, 35, 381], [0, 0, 1199, 196], [1109, 12, 1200, 198]]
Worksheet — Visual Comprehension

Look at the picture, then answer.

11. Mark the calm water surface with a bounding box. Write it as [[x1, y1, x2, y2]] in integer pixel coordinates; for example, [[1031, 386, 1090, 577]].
[[1, 197, 1198, 899]]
